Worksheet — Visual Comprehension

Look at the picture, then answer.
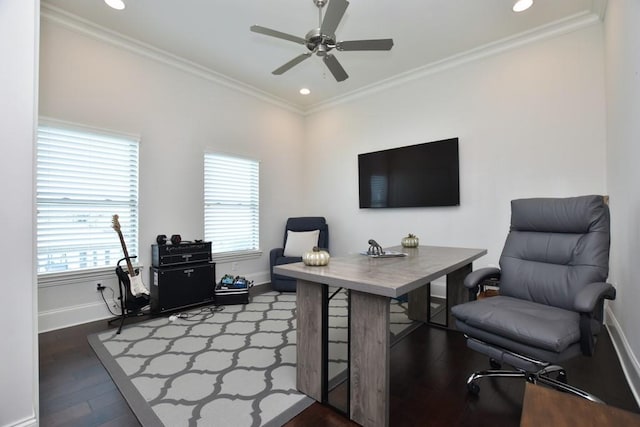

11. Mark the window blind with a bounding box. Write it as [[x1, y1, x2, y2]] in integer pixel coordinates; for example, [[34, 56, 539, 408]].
[[36, 124, 139, 274], [204, 153, 260, 254]]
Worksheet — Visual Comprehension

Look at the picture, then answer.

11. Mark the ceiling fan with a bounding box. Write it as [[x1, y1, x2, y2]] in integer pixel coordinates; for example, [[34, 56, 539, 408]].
[[250, 0, 394, 82]]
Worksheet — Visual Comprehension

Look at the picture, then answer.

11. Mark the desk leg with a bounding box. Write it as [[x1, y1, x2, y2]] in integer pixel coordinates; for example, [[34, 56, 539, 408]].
[[350, 290, 390, 427], [446, 263, 472, 328], [296, 280, 325, 402], [408, 264, 474, 329], [408, 282, 431, 323]]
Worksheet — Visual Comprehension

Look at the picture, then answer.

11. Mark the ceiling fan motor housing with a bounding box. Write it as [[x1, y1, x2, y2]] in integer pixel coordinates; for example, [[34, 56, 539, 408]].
[[305, 28, 336, 56]]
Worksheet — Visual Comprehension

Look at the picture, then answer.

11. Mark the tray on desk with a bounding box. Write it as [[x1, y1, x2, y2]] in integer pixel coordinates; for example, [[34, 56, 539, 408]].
[[360, 250, 408, 258]]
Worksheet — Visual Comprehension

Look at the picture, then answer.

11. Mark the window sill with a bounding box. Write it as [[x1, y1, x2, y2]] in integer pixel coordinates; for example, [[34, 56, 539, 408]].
[[38, 265, 143, 288], [211, 250, 263, 263]]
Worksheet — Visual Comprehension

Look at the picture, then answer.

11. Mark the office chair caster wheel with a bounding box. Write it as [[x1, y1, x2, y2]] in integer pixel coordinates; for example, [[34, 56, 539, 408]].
[[489, 358, 501, 369], [467, 382, 480, 395]]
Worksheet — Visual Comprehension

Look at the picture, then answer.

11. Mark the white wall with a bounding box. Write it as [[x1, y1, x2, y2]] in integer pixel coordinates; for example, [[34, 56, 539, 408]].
[[0, 1, 39, 425], [38, 18, 610, 328], [38, 20, 307, 331], [604, 0, 640, 401], [304, 24, 607, 272]]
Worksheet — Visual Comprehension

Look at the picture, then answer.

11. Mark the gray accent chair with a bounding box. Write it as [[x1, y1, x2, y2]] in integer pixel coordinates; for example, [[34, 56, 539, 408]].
[[269, 217, 329, 292], [451, 195, 615, 402]]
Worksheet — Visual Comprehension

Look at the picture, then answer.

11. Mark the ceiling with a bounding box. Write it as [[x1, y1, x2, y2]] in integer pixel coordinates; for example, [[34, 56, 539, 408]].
[[40, 0, 603, 111]]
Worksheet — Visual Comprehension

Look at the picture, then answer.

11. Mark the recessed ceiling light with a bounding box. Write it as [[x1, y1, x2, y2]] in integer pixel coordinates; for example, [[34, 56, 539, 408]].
[[513, 0, 533, 12], [105, 0, 125, 10], [299, 88, 311, 95]]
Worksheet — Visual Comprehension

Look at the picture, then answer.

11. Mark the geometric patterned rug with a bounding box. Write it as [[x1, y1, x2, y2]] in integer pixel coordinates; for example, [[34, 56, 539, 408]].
[[88, 288, 418, 426]]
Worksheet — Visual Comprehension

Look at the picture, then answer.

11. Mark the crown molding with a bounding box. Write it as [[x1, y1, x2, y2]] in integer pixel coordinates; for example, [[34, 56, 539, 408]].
[[304, 11, 602, 115], [40, 4, 603, 117], [592, 0, 608, 20], [40, 4, 305, 115]]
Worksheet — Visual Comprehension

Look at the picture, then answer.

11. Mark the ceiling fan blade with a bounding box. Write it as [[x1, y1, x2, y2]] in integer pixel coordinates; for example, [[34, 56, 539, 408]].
[[320, 0, 349, 36], [250, 25, 306, 45], [323, 54, 349, 82], [337, 38, 394, 51], [272, 53, 312, 75]]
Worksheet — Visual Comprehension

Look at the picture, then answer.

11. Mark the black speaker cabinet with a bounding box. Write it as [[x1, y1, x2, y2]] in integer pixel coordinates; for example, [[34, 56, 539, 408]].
[[150, 263, 215, 313]]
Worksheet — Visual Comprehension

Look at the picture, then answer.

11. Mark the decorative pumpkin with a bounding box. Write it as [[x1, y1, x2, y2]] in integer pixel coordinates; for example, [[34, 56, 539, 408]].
[[401, 233, 419, 248], [302, 246, 330, 266]]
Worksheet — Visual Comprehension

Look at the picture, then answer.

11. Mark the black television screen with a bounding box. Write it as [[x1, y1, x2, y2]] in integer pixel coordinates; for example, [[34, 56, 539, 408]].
[[358, 138, 460, 208]]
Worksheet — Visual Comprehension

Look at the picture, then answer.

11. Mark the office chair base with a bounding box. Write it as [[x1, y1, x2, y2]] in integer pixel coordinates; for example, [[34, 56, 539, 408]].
[[466, 365, 604, 404]]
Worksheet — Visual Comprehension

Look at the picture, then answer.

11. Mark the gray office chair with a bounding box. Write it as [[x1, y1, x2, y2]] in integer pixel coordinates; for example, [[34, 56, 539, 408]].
[[451, 195, 615, 402]]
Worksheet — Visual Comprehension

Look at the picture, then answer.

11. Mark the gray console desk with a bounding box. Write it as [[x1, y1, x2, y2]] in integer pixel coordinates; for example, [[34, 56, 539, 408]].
[[274, 245, 487, 427]]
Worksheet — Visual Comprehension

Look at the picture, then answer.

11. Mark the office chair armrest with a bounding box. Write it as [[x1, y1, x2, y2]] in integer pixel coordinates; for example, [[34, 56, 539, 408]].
[[464, 267, 501, 290], [574, 282, 616, 313], [270, 247, 284, 260], [269, 248, 284, 280], [576, 282, 615, 356]]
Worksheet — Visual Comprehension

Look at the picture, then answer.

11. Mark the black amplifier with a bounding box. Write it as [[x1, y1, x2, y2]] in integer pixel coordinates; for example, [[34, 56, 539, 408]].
[[152, 241, 212, 267]]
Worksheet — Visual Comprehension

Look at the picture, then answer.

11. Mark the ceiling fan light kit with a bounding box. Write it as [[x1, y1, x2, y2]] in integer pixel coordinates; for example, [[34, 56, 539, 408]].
[[250, 0, 394, 82]]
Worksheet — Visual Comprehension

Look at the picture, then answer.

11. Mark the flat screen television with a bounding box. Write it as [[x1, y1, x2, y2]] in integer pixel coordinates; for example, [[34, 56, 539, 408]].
[[358, 138, 459, 208]]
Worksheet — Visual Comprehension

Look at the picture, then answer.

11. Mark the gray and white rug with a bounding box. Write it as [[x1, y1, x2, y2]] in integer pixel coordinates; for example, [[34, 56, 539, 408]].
[[88, 289, 419, 426]]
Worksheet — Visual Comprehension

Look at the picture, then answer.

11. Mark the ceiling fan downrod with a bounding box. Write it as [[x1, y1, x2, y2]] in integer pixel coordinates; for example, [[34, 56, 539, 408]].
[[314, 0, 328, 9], [311, 0, 334, 56]]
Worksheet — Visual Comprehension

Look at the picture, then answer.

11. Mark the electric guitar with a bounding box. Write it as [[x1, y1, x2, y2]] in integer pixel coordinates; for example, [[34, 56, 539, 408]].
[[111, 214, 149, 297]]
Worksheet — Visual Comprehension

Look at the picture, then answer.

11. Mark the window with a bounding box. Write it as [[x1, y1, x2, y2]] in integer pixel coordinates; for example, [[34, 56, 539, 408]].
[[204, 153, 260, 258], [36, 122, 139, 276]]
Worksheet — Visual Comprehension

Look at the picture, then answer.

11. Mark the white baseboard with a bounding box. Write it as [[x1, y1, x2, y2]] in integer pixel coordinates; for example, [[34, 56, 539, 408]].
[[431, 277, 446, 299], [39, 270, 273, 333], [38, 301, 114, 333], [605, 306, 640, 407], [244, 271, 270, 288], [7, 414, 37, 427]]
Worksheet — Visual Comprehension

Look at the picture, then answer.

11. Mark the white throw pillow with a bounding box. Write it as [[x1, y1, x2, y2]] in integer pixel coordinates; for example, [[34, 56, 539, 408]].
[[283, 230, 320, 257]]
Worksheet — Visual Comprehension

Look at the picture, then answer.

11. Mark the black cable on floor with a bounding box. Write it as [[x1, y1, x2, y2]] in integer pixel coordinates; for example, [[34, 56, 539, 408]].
[[170, 305, 225, 322], [99, 287, 121, 316]]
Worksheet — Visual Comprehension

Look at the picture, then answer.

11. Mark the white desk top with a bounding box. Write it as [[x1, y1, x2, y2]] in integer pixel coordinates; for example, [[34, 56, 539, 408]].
[[273, 245, 487, 298]]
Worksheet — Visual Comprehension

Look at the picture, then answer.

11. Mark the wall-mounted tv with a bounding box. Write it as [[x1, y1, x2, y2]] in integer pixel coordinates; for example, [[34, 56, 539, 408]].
[[358, 138, 460, 208]]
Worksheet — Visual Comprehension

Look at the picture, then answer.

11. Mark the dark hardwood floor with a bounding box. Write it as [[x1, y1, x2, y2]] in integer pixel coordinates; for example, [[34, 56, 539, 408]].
[[39, 311, 639, 427]]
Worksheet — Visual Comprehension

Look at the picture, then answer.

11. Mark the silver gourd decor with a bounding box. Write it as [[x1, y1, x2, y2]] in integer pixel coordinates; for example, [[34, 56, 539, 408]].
[[401, 233, 419, 248], [302, 246, 330, 266]]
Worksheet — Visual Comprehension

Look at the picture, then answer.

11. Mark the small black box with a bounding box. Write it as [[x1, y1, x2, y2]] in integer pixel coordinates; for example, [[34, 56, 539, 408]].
[[215, 284, 249, 305]]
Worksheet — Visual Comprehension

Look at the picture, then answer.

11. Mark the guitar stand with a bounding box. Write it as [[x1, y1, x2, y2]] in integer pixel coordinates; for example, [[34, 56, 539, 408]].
[[108, 256, 150, 334]]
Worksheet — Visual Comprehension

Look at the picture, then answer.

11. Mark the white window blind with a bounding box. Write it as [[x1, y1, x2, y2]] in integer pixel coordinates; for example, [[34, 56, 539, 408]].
[[36, 124, 139, 275], [204, 153, 260, 255]]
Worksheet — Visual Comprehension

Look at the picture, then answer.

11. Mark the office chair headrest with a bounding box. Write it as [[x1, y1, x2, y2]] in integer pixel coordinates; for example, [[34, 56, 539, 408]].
[[510, 195, 609, 234]]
